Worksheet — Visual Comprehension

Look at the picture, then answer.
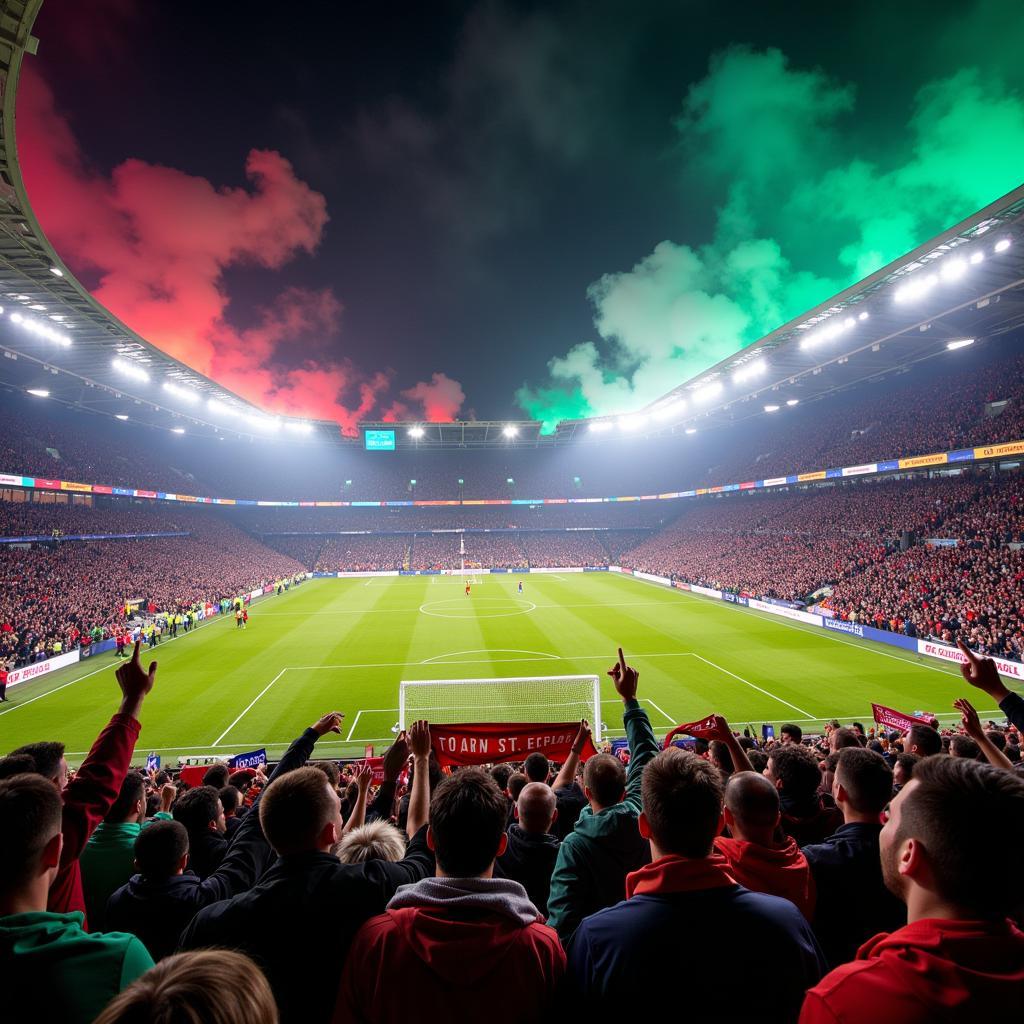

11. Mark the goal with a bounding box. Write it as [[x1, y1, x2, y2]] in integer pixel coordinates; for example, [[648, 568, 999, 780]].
[[399, 675, 603, 739]]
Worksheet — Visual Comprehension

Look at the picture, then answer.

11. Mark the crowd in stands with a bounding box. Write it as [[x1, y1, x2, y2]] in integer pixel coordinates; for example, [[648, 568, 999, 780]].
[[0, 513, 304, 666], [1, 641, 1022, 1022], [315, 536, 408, 573], [0, 500, 190, 539], [3, 338, 1024, 504]]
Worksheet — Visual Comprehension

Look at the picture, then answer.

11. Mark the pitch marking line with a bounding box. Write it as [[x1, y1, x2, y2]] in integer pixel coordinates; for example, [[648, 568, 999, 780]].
[[212, 669, 287, 746], [690, 654, 814, 719], [344, 709, 363, 742], [420, 649, 558, 664]]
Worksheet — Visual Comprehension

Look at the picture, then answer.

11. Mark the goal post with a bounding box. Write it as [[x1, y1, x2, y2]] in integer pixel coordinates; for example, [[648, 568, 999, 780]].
[[399, 675, 603, 740]]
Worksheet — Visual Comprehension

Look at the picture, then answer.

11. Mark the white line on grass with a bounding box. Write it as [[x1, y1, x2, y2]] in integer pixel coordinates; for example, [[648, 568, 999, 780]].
[[344, 709, 364, 742], [212, 670, 287, 746], [420, 648, 558, 664], [690, 653, 814, 718], [645, 699, 677, 724]]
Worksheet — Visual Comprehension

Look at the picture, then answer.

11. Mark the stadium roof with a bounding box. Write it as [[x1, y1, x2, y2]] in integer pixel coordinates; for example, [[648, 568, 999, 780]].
[[0, 0, 1022, 450]]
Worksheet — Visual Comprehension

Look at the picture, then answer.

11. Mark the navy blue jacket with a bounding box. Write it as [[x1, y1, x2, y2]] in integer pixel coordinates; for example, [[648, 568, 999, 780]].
[[567, 884, 825, 1020], [802, 822, 905, 968]]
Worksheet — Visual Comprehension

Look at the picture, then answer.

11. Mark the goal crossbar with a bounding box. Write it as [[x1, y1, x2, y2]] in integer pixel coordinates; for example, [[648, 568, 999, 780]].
[[399, 675, 603, 740]]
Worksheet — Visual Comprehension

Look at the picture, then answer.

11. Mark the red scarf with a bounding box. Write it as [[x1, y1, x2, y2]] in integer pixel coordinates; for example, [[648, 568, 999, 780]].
[[625, 853, 737, 899]]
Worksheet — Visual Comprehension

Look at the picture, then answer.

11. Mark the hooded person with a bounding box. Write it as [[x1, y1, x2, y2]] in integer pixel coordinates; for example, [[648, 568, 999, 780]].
[[334, 767, 564, 1024], [801, 756, 1024, 1023], [495, 782, 560, 916], [714, 771, 816, 921]]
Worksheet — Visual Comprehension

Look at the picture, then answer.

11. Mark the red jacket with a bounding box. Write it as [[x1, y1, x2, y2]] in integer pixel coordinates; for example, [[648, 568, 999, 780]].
[[335, 891, 564, 1023], [714, 835, 816, 921], [800, 917, 1024, 1023], [50, 711, 140, 926]]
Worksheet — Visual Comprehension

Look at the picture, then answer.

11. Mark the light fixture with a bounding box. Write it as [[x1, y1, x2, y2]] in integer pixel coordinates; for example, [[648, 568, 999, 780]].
[[894, 273, 939, 304], [653, 400, 686, 421], [9, 311, 71, 346], [940, 258, 967, 282], [163, 382, 199, 404], [786, 398, 799, 406], [111, 358, 149, 382], [733, 359, 767, 385], [115, 414, 129, 421], [26, 388, 49, 398], [171, 427, 186, 434], [946, 338, 975, 351], [692, 381, 723, 403], [28, 304, 47, 311], [408, 425, 425, 438], [285, 421, 313, 434], [502, 424, 518, 438], [49, 267, 63, 277], [618, 414, 649, 431], [685, 427, 697, 435], [589, 421, 614, 433], [994, 238, 1011, 253], [858, 311, 869, 320], [506, 477, 514, 484], [764, 404, 780, 413]]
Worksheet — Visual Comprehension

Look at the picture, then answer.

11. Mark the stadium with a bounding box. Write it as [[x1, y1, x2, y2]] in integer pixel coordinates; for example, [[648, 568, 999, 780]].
[[1, 3, 1022, 1022]]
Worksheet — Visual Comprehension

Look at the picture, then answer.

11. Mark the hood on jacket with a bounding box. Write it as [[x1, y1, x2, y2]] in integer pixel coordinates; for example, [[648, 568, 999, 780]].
[[84, 822, 141, 849], [571, 802, 646, 855], [856, 917, 1024, 997], [121, 872, 204, 901], [386, 876, 543, 985], [714, 836, 815, 919], [0, 911, 85, 956], [503, 824, 560, 860]]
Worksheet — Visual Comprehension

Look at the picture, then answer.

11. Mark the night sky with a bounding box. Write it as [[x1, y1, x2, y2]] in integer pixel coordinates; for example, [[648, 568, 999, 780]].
[[17, 0, 1024, 432]]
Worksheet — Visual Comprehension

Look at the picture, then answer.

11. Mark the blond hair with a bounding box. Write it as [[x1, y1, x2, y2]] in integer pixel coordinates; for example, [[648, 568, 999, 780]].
[[334, 819, 407, 864], [93, 949, 277, 1024]]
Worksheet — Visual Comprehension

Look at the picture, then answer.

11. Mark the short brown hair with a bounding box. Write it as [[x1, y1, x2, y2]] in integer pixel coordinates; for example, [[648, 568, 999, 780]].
[[642, 748, 724, 857], [260, 766, 337, 855], [894, 756, 1024, 914], [93, 950, 277, 1024], [429, 768, 507, 876], [767, 744, 820, 798], [836, 747, 892, 816], [583, 753, 626, 808], [0, 774, 63, 890]]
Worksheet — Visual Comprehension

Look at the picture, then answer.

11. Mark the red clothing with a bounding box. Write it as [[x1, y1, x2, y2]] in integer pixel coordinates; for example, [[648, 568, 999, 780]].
[[50, 711, 140, 926], [714, 835, 816, 921], [335, 904, 564, 1024], [800, 917, 1024, 1024]]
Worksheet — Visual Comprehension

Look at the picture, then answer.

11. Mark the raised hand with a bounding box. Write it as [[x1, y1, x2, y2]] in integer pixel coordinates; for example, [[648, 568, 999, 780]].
[[706, 714, 734, 743], [354, 763, 373, 794], [409, 719, 431, 760], [953, 697, 984, 740], [956, 638, 1011, 702], [608, 647, 639, 703], [382, 730, 410, 782], [572, 719, 592, 753], [116, 640, 157, 718], [312, 711, 345, 737]]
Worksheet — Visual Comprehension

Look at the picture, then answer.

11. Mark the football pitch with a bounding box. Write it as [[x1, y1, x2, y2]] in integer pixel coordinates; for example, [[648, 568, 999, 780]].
[[0, 573, 1013, 766]]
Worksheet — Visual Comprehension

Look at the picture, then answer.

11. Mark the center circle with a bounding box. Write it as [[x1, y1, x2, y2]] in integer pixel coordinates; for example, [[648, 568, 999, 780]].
[[419, 597, 537, 619]]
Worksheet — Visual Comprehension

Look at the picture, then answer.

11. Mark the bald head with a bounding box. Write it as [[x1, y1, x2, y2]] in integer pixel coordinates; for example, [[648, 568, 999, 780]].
[[517, 782, 557, 834], [724, 772, 781, 842]]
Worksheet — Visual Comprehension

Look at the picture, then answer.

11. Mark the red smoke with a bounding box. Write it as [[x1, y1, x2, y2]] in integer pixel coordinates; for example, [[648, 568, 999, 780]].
[[15, 63, 464, 432]]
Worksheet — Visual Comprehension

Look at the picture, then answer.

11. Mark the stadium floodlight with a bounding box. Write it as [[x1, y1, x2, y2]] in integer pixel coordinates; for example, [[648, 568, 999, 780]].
[[946, 338, 975, 351], [502, 424, 518, 437], [112, 357, 150, 383], [764, 404, 780, 412], [994, 238, 1011, 253], [9, 311, 72, 346], [969, 251, 985, 264], [246, 415, 281, 433], [786, 398, 799, 406], [589, 420, 614, 433], [653, 400, 686, 421], [27, 388, 49, 398], [49, 266, 63, 276], [163, 381, 199, 404], [398, 675, 603, 737], [506, 477, 514, 484], [408, 425, 425, 438], [115, 414, 129, 421], [733, 359, 766, 385], [618, 414, 648, 431], [285, 421, 313, 434], [692, 381, 723, 403], [894, 273, 939, 304], [28, 304, 46, 311], [858, 311, 869, 320], [940, 258, 967, 282], [685, 427, 697, 434], [207, 398, 235, 417], [171, 427, 186, 434]]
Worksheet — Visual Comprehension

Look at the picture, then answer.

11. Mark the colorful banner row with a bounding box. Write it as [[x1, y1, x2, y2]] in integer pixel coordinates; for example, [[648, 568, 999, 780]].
[[2, 439, 1022, 509]]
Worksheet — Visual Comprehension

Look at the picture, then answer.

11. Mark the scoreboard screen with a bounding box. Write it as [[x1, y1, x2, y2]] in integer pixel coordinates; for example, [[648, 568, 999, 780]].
[[364, 429, 396, 451]]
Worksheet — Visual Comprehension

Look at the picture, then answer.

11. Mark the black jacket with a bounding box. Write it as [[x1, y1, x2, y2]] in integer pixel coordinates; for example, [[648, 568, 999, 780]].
[[495, 824, 560, 916], [185, 827, 228, 880], [802, 821, 906, 968], [179, 823, 433, 1024], [1000, 691, 1024, 733], [105, 728, 311, 960], [553, 783, 587, 841]]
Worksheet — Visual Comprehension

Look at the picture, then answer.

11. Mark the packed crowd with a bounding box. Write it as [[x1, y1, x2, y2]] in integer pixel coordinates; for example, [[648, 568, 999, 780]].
[[0, 514, 304, 665], [315, 536, 409, 573], [1, 642, 1021, 1023], [3, 339, 1024, 504], [0, 501, 190, 539]]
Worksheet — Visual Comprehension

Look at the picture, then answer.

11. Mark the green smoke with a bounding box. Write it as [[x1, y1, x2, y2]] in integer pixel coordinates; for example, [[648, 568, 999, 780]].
[[518, 44, 1024, 430]]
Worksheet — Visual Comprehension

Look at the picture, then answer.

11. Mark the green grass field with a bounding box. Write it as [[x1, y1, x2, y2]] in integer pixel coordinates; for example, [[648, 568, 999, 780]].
[[0, 573, 1015, 766]]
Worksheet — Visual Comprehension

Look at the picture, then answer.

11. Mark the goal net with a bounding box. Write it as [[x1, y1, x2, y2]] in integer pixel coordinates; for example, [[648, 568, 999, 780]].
[[399, 675, 603, 739]]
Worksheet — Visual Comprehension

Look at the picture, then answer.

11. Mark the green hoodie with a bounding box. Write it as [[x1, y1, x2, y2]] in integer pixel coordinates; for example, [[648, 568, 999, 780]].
[[546, 700, 659, 942], [0, 910, 153, 1023], [80, 813, 172, 931]]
